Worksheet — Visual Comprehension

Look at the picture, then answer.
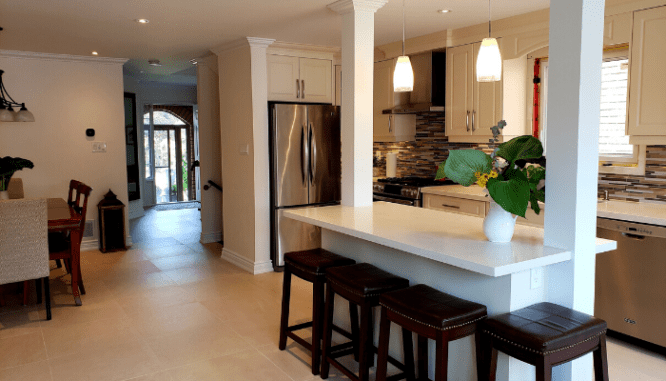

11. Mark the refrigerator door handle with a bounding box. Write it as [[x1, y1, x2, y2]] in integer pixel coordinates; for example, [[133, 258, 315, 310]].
[[309, 122, 316, 183], [301, 124, 308, 186]]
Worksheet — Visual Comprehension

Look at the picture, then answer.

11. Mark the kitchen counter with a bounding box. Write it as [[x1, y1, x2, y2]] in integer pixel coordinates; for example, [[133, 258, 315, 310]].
[[424, 184, 666, 227], [597, 199, 666, 226], [284, 202, 616, 381], [284, 202, 615, 277]]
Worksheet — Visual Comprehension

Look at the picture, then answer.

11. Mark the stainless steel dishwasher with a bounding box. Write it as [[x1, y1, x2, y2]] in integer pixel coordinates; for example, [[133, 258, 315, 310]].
[[595, 217, 666, 348]]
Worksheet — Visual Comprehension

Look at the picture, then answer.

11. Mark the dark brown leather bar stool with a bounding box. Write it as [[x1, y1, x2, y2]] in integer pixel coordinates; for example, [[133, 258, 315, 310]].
[[321, 263, 411, 381], [279, 249, 356, 375], [376, 284, 488, 381], [480, 302, 609, 381]]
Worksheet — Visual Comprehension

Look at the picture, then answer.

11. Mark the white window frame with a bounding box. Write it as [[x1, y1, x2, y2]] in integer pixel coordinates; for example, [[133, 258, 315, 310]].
[[598, 48, 645, 175]]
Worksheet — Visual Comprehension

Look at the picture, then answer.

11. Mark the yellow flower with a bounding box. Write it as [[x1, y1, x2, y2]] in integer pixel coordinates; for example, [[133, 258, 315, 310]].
[[474, 170, 498, 188]]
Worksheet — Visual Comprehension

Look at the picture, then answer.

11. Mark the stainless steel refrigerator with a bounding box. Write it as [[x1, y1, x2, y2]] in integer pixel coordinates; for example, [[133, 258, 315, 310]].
[[269, 103, 341, 270]]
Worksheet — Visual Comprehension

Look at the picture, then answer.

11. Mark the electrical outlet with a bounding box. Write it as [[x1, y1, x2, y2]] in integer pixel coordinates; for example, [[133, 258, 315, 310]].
[[92, 142, 107, 153], [531, 267, 543, 289]]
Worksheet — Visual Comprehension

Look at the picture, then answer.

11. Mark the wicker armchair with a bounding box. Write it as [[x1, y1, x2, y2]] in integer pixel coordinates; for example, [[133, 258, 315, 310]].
[[0, 198, 51, 320]]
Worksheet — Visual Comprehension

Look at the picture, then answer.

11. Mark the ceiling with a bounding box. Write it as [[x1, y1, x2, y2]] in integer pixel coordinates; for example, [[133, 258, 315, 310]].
[[0, 0, 555, 85]]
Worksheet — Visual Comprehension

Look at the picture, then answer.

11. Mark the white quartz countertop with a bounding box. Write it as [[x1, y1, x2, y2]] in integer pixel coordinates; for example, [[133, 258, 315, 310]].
[[597, 200, 666, 226], [421, 184, 488, 201], [284, 202, 616, 277]]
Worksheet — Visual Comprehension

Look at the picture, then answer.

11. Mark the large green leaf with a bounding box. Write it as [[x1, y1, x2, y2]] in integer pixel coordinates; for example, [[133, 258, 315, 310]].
[[495, 136, 543, 167], [487, 177, 530, 218], [0, 156, 34, 177], [443, 150, 492, 186]]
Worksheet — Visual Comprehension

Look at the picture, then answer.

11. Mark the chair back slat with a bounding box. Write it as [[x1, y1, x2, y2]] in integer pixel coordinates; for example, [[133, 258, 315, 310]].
[[67, 180, 92, 247]]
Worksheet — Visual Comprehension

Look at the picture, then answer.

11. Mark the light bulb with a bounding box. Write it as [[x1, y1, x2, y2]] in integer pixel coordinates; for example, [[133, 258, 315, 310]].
[[393, 56, 414, 92], [476, 38, 502, 82]]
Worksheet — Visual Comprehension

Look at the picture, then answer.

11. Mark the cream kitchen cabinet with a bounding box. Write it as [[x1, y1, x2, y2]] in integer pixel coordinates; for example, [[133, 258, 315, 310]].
[[334, 65, 342, 106], [423, 193, 487, 217], [627, 6, 666, 140], [267, 55, 332, 103], [604, 12, 632, 46], [373, 58, 415, 142], [445, 42, 502, 143]]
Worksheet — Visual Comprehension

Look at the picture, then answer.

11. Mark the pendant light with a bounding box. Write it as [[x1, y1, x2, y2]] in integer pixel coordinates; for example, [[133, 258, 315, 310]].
[[476, 0, 502, 82], [393, 0, 414, 92], [0, 71, 35, 123]]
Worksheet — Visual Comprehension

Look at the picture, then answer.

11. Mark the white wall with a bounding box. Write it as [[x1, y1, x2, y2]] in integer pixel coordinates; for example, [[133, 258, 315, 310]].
[[216, 45, 258, 269], [0, 51, 129, 246], [196, 55, 223, 243], [122, 76, 197, 217]]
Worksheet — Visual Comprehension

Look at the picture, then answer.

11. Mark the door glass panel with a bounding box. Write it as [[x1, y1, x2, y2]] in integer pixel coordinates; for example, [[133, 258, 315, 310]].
[[181, 128, 189, 201], [154, 130, 170, 203], [169, 130, 177, 202]]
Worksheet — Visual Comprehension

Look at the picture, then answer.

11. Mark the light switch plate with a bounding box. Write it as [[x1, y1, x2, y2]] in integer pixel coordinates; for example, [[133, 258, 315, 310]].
[[92, 142, 107, 153], [239, 144, 249, 155], [531, 267, 543, 289]]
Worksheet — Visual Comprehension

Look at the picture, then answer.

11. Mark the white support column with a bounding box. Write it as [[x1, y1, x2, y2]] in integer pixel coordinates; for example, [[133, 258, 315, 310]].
[[328, 0, 388, 207], [248, 37, 275, 274], [544, 0, 605, 380]]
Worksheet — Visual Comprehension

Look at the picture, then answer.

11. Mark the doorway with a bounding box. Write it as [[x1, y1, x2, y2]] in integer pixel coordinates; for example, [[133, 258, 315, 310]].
[[144, 106, 197, 204]]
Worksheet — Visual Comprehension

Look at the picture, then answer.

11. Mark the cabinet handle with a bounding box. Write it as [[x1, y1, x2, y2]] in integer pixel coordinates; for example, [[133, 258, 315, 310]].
[[301, 80, 305, 98], [388, 115, 393, 133], [466, 111, 470, 132], [472, 110, 476, 132], [296, 79, 300, 98], [441, 204, 460, 209]]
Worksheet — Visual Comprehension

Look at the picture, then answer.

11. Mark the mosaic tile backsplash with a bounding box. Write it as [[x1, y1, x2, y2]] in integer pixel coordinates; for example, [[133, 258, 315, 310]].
[[374, 113, 666, 205]]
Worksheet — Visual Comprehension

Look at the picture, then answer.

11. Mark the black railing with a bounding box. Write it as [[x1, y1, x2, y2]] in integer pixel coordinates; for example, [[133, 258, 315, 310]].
[[204, 180, 222, 192]]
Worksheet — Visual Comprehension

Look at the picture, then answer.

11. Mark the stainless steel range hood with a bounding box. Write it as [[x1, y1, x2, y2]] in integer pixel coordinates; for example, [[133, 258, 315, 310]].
[[383, 50, 446, 114]]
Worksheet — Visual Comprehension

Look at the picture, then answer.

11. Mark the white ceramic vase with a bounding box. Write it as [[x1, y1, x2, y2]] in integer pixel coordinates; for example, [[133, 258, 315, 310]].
[[0, 191, 9, 200], [483, 199, 518, 243]]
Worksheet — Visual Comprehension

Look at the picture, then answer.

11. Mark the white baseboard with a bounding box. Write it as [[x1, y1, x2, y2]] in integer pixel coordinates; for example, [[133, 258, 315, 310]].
[[221, 248, 274, 275], [200, 231, 223, 244], [80, 234, 133, 252]]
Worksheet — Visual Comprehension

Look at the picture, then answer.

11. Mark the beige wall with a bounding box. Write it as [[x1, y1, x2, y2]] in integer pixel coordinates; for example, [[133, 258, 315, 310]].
[[196, 54, 223, 243], [216, 45, 257, 265], [0, 52, 129, 244]]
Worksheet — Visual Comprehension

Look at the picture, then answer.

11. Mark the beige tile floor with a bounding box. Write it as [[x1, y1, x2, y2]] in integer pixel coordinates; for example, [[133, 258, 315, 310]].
[[1, 207, 665, 380]]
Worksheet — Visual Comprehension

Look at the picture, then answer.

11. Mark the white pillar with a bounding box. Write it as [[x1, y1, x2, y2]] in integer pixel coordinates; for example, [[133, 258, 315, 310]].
[[247, 37, 275, 274], [328, 0, 388, 207], [544, 0, 605, 380]]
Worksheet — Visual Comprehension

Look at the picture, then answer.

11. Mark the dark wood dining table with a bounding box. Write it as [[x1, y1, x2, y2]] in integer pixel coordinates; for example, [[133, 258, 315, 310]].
[[47, 198, 83, 306]]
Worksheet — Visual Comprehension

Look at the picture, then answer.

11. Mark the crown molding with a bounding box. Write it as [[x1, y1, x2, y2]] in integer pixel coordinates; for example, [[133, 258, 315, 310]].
[[270, 41, 340, 54], [246, 37, 275, 49], [0, 50, 128, 65], [327, 0, 388, 15]]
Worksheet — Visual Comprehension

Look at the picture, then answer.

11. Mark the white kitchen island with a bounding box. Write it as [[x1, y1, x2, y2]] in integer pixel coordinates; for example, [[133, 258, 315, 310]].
[[284, 202, 616, 381]]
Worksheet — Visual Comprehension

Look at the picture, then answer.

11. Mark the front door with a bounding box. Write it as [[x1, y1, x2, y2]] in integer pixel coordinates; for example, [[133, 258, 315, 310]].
[[154, 126, 190, 203]]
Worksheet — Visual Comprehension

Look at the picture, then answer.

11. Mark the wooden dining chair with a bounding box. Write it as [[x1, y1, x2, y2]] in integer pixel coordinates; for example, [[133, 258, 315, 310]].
[[50, 180, 92, 296], [0, 198, 52, 320]]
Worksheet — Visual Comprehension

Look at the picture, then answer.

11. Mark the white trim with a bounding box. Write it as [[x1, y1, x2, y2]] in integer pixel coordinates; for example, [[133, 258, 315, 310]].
[[80, 239, 98, 252], [268, 41, 340, 60], [200, 231, 223, 244], [246, 37, 276, 48], [599, 145, 647, 176], [211, 37, 275, 55], [0, 50, 128, 65], [327, 0, 388, 14], [221, 248, 273, 275]]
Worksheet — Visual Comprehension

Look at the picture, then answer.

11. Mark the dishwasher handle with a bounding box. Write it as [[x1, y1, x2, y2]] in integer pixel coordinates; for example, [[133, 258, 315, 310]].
[[622, 232, 646, 240]]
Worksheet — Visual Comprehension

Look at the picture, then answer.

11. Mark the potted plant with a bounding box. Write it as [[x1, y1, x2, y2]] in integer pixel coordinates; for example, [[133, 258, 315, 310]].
[[0, 156, 34, 200], [435, 121, 546, 242]]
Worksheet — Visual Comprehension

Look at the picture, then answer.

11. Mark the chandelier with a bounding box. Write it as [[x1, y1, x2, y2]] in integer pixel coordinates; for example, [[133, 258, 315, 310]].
[[0, 69, 35, 122]]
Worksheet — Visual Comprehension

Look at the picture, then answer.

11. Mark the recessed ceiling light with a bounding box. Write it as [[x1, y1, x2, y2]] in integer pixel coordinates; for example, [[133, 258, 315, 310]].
[[438, 9, 451, 14], [136, 19, 149, 24], [189, 58, 198, 65], [148, 59, 162, 67], [91, 51, 98, 55]]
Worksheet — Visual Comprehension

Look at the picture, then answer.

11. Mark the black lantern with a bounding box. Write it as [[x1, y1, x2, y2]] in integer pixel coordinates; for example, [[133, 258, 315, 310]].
[[97, 190, 127, 252]]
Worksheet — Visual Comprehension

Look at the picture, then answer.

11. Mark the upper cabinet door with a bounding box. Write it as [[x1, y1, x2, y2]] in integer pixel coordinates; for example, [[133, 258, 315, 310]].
[[299, 58, 332, 104], [473, 41, 503, 137], [373, 59, 394, 138], [604, 12, 632, 46], [268, 55, 300, 102], [627, 6, 666, 136], [446, 44, 474, 138]]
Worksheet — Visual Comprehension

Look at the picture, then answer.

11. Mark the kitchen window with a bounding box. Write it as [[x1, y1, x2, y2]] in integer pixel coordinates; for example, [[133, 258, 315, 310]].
[[539, 48, 646, 175]]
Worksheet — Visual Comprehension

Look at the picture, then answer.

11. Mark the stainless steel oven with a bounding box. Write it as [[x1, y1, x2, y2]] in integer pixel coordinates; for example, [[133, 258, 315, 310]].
[[372, 177, 454, 207]]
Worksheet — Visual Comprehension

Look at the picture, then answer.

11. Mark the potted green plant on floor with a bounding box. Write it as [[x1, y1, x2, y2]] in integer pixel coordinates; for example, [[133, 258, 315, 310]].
[[435, 121, 546, 242], [0, 156, 34, 200]]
